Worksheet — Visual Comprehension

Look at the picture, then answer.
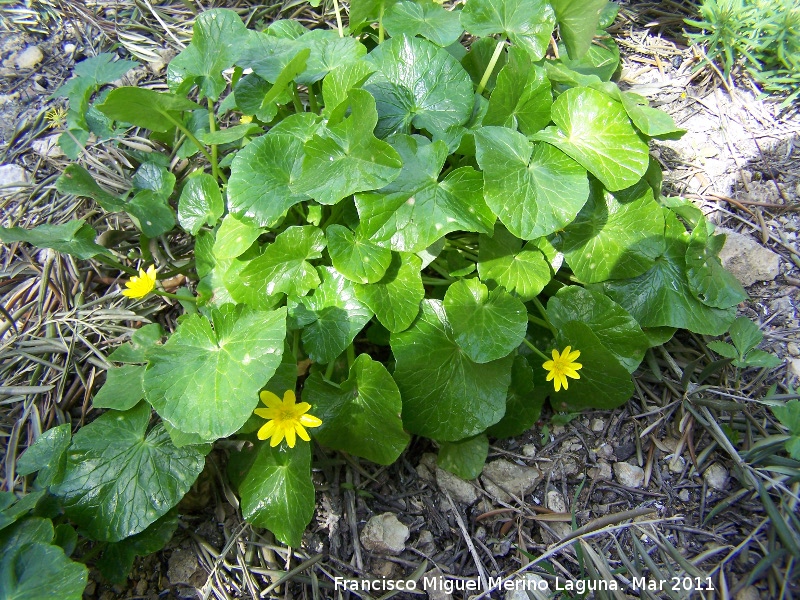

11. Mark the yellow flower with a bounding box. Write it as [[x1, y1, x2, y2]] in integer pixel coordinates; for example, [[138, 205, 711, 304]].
[[122, 265, 157, 299], [45, 106, 67, 129], [543, 346, 583, 392], [240, 114, 253, 124], [255, 390, 322, 448]]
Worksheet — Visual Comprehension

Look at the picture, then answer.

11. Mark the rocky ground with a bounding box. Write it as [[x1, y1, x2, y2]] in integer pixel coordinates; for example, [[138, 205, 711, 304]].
[[1, 2, 799, 599]]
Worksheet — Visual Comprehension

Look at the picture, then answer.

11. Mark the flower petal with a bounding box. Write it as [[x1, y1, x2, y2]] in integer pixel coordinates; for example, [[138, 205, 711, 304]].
[[260, 390, 282, 409], [283, 389, 297, 405], [295, 424, 310, 442], [567, 349, 581, 361], [269, 426, 285, 447], [285, 426, 296, 448], [257, 421, 276, 441], [299, 413, 322, 427], [295, 402, 312, 413]]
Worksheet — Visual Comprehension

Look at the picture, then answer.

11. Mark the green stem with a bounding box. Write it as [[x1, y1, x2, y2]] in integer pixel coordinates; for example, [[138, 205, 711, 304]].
[[531, 296, 557, 336], [160, 111, 227, 183], [207, 98, 220, 183], [95, 255, 137, 276], [324, 358, 337, 380], [320, 202, 345, 229], [427, 261, 454, 281], [292, 85, 304, 113], [292, 330, 300, 360], [346, 344, 355, 370], [333, 0, 344, 37], [159, 261, 195, 279], [140, 234, 152, 264], [477, 37, 506, 95], [527, 314, 551, 330], [154, 289, 196, 302], [308, 83, 319, 114], [421, 277, 451, 286], [522, 338, 549, 362]]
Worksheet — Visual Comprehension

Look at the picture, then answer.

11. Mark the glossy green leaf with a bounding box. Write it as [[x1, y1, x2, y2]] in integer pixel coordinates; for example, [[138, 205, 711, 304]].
[[443, 278, 527, 363], [97, 511, 178, 584], [295, 30, 368, 85], [485, 47, 552, 135], [267, 19, 308, 39], [213, 214, 263, 260], [603, 211, 736, 335], [558, 35, 619, 81], [0, 541, 87, 600], [52, 403, 204, 542], [322, 60, 377, 118], [384, 0, 464, 47], [55, 165, 124, 212], [364, 35, 474, 137], [107, 324, 164, 363], [391, 300, 513, 441], [178, 173, 223, 234], [126, 190, 176, 238], [475, 126, 589, 240], [201, 123, 262, 145], [0, 220, 112, 260], [533, 86, 648, 191], [69, 52, 137, 87], [132, 162, 175, 197], [555, 180, 665, 283], [228, 440, 314, 547], [686, 221, 747, 308], [16, 424, 71, 489], [96, 87, 200, 132], [461, 37, 507, 92], [729, 317, 766, 357], [234, 74, 289, 122], [92, 365, 145, 411], [166, 9, 248, 100], [227, 113, 322, 227], [305, 354, 409, 464], [487, 355, 542, 438], [619, 91, 684, 138], [547, 321, 633, 411], [144, 305, 287, 440], [477, 224, 552, 301], [547, 286, 649, 373], [290, 90, 402, 205], [549, 0, 607, 59], [460, 0, 556, 60], [239, 226, 326, 300], [237, 31, 303, 83], [356, 135, 495, 252], [292, 267, 373, 363], [222, 245, 276, 310], [327, 225, 392, 284], [437, 434, 488, 479], [355, 252, 424, 332]]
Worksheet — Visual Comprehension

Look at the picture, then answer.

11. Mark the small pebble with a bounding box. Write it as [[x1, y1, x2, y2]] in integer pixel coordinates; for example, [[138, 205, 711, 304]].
[[613, 462, 645, 488], [703, 463, 729, 491], [64, 43, 76, 54], [668, 455, 686, 474], [521, 444, 536, 457], [678, 489, 690, 502], [590, 418, 605, 432], [787, 342, 800, 357], [15, 46, 43, 69]]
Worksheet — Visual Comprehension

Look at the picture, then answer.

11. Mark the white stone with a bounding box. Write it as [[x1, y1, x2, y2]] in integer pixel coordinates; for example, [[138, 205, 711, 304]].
[[15, 46, 43, 69], [668, 455, 686, 474], [590, 418, 605, 432], [64, 43, 76, 54], [734, 586, 760, 600], [481, 459, 541, 503], [678, 489, 690, 502], [521, 444, 537, 457], [0, 164, 30, 195], [788, 342, 800, 357], [360, 513, 409, 555], [613, 462, 644, 488], [717, 228, 781, 286], [791, 358, 800, 380], [31, 135, 64, 158], [436, 467, 478, 506], [703, 463, 729, 491], [545, 490, 567, 513], [504, 573, 549, 600], [423, 568, 452, 600], [588, 460, 612, 480]]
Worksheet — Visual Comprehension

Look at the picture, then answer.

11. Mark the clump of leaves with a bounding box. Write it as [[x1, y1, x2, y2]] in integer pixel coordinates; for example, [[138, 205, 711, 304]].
[[707, 316, 782, 368], [1, 0, 758, 591], [772, 399, 800, 460], [685, 0, 800, 107]]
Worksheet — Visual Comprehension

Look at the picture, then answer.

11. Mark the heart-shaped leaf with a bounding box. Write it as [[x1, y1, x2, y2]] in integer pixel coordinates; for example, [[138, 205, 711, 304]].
[[213, 214, 263, 260], [126, 190, 176, 238], [16, 424, 71, 489], [0, 539, 87, 600], [485, 47, 552, 135], [354, 252, 424, 332], [384, 0, 464, 47], [52, 403, 205, 542], [533, 86, 649, 191], [294, 30, 368, 85], [228, 440, 314, 547], [685, 220, 747, 309], [92, 365, 145, 411], [547, 286, 649, 373], [437, 434, 488, 479], [555, 179, 665, 283], [460, 0, 556, 60], [477, 224, 552, 301], [178, 173, 223, 235], [305, 354, 410, 464], [143, 305, 287, 440], [364, 35, 474, 138], [55, 165, 124, 212], [443, 279, 527, 363], [487, 355, 542, 438], [327, 225, 392, 284], [475, 126, 589, 240], [461, 37, 507, 92], [391, 300, 513, 441], [238, 226, 326, 300], [356, 135, 495, 252], [603, 210, 736, 335], [167, 8, 248, 100], [290, 89, 402, 205], [322, 60, 376, 117], [227, 113, 322, 228], [549, 0, 607, 59], [0, 220, 112, 260], [97, 87, 201, 132], [292, 267, 373, 363]]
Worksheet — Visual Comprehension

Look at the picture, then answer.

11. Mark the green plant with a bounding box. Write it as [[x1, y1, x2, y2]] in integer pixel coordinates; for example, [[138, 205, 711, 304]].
[[1, 0, 753, 590], [685, 0, 800, 106], [707, 316, 782, 369]]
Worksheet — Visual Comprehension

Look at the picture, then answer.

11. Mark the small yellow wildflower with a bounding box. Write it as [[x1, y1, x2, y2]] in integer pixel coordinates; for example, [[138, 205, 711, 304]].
[[122, 265, 157, 299], [45, 106, 68, 129], [255, 390, 322, 448], [240, 114, 253, 124], [543, 346, 583, 392]]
